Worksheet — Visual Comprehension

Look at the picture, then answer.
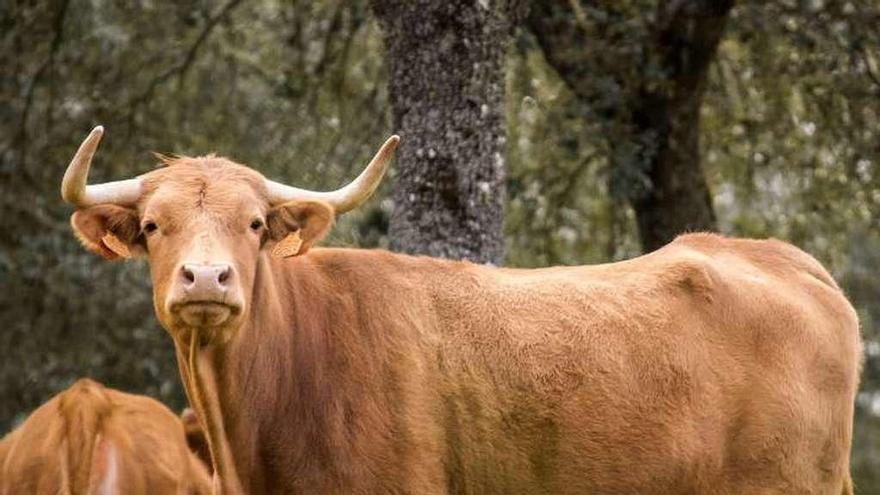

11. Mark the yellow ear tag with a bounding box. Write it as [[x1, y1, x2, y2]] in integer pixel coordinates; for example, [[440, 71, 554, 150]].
[[272, 230, 303, 258], [101, 232, 132, 258]]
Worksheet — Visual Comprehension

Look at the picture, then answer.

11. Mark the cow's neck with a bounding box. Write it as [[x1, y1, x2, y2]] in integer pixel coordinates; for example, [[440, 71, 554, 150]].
[[192, 251, 376, 491], [181, 338, 243, 495]]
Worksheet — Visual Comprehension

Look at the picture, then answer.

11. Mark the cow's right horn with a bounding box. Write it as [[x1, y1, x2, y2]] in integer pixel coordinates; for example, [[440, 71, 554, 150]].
[[265, 135, 400, 214], [61, 126, 142, 207]]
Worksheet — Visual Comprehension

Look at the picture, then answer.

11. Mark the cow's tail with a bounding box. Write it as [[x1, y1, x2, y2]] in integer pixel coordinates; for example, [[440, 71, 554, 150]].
[[57, 379, 114, 495]]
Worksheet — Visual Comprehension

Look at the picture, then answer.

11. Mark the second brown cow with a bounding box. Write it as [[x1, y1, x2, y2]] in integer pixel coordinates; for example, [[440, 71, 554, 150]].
[[0, 378, 211, 495]]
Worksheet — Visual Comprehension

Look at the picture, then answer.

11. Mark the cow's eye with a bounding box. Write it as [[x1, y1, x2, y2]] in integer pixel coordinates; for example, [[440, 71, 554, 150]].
[[142, 221, 158, 235], [250, 219, 264, 231]]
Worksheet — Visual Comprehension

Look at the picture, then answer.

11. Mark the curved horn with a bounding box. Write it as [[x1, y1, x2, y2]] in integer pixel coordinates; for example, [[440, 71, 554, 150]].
[[265, 135, 400, 213], [61, 126, 142, 207]]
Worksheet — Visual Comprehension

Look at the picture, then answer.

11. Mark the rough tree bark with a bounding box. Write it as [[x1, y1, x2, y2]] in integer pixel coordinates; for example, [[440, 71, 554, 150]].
[[529, 0, 732, 253], [372, 1, 527, 265]]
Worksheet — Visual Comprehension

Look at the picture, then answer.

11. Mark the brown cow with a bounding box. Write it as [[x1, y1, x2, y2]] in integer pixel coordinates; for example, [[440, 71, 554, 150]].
[[0, 378, 212, 494], [61, 126, 860, 494]]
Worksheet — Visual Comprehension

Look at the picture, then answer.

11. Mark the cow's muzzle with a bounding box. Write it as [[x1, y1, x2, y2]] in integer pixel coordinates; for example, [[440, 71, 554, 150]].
[[176, 302, 234, 328], [168, 263, 242, 328]]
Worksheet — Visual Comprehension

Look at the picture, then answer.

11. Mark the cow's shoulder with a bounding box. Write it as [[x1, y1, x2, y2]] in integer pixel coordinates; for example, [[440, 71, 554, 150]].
[[667, 233, 858, 350], [670, 232, 839, 290], [652, 243, 719, 302]]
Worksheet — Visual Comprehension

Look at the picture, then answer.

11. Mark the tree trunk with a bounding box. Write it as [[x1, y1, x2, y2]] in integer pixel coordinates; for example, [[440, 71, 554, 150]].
[[529, 0, 731, 253], [372, 1, 526, 265], [629, 89, 718, 252], [628, 1, 730, 252]]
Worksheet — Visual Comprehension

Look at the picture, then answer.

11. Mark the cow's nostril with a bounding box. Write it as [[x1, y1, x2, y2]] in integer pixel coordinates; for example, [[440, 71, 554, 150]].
[[182, 265, 195, 284], [179, 263, 231, 296], [218, 266, 231, 285]]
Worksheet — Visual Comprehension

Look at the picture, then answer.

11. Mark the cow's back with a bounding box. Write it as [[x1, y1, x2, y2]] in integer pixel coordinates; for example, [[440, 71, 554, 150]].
[[424, 233, 859, 494], [0, 379, 212, 495]]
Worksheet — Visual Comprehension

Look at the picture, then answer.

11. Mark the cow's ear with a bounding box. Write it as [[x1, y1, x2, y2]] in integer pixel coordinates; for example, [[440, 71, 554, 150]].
[[70, 204, 143, 260], [266, 200, 334, 258]]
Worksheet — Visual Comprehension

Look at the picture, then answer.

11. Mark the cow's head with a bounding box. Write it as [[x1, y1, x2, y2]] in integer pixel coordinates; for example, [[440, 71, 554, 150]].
[[62, 127, 398, 344]]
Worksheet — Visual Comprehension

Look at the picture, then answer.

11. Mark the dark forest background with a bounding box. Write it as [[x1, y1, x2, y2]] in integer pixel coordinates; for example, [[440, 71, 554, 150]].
[[2, 0, 879, 489]]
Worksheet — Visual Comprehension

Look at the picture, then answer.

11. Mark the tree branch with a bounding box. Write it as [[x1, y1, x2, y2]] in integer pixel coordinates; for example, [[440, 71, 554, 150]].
[[857, 48, 880, 90], [126, 0, 244, 120], [177, 0, 244, 86], [16, 0, 70, 174]]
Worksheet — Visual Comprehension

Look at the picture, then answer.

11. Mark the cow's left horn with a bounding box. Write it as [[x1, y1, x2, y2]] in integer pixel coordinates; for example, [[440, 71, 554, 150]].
[[265, 135, 400, 213], [61, 126, 142, 207]]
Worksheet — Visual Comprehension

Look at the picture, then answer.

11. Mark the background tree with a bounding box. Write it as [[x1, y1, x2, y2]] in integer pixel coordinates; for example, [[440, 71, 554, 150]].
[[371, 0, 527, 264], [527, 0, 732, 252]]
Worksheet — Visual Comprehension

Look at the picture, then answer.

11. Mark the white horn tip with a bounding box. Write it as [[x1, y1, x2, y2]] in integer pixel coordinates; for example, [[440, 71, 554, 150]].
[[380, 135, 400, 156]]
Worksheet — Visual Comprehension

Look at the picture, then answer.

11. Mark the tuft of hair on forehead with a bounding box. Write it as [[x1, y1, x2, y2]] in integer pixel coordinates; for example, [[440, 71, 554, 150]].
[[151, 152, 220, 168], [151, 151, 183, 167], [140, 153, 270, 199]]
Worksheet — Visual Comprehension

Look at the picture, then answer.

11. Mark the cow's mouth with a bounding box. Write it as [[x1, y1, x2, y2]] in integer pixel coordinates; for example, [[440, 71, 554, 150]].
[[175, 302, 238, 328]]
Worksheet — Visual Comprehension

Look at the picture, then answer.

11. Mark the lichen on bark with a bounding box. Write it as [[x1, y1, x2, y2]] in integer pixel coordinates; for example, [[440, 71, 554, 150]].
[[372, 0, 527, 264]]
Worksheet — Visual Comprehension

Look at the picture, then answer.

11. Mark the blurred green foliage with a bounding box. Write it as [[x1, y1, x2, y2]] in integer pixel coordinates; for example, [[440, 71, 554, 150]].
[[2, 0, 879, 488]]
